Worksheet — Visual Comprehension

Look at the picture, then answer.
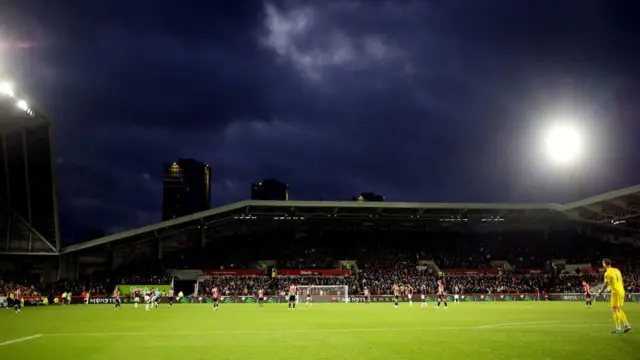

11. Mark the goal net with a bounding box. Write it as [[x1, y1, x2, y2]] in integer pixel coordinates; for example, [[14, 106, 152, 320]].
[[296, 285, 349, 303]]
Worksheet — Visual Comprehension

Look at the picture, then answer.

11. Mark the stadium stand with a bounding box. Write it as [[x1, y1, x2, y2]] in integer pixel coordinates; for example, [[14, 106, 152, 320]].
[[5, 186, 639, 302]]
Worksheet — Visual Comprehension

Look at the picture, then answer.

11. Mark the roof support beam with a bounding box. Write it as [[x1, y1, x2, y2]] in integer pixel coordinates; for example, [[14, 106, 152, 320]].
[[0, 251, 58, 255], [608, 201, 635, 211], [599, 213, 640, 223], [11, 209, 57, 253]]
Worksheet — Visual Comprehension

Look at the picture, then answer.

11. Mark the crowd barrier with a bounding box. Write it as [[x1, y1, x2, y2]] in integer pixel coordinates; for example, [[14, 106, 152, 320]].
[[8, 293, 639, 306]]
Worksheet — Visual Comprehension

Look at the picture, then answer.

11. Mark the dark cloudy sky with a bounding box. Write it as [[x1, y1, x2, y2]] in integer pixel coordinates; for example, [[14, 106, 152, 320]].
[[1, 1, 639, 240]]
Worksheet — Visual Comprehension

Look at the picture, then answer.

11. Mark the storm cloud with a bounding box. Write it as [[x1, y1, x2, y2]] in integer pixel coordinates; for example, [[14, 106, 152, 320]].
[[1, 1, 638, 241]]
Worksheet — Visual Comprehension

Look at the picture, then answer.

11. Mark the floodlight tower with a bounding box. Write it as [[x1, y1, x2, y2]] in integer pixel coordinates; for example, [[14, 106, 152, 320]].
[[543, 122, 585, 198], [545, 124, 581, 164], [0, 74, 61, 256]]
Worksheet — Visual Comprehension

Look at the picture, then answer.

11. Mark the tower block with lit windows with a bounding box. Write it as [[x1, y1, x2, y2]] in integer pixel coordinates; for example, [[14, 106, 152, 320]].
[[162, 159, 211, 221], [0, 78, 61, 255]]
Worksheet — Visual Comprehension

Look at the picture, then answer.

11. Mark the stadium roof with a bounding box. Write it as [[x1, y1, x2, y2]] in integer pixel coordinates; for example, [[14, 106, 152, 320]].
[[559, 184, 640, 227], [59, 184, 640, 255]]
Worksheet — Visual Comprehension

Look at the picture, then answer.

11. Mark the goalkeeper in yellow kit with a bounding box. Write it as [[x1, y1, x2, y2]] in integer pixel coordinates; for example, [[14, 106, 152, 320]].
[[597, 258, 631, 333]]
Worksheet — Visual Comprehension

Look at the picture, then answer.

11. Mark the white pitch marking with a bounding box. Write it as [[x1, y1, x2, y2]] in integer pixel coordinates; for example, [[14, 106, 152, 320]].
[[509, 324, 610, 329], [45, 328, 443, 336], [0, 334, 42, 347], [478, 321, 559, 329]]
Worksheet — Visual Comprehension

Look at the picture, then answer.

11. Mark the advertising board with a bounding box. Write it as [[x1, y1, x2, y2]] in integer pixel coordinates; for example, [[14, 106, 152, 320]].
[[18, 293, 639, 306]]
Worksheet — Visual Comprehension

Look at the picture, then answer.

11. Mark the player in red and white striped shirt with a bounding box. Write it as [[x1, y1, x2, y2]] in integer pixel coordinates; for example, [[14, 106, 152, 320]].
[[14, 287, 22, 313], [436, 280, 447, 309], [363, 286, 371, 305], [287, 284, 297, 310], [583, 281, 592, 308], [212, 286, 220, 311], [256, 288, 265, 307], [114, 288, 121, 309], [168, 288, 175, 307], [392, 284, 400, 308]]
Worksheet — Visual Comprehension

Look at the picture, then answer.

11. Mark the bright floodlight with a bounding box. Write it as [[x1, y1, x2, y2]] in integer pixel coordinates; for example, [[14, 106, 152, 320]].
[[16, 99, 28, 111], [545, 124, 581, 164], [0, 81, 14, 97]]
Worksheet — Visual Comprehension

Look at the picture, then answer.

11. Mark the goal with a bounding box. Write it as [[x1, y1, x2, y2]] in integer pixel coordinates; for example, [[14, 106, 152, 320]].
[[296, 285, 349, 303]]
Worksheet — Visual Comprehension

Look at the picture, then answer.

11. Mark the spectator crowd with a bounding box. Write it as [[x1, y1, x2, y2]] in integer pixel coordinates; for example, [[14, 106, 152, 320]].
[[2, 231, 640, 299]]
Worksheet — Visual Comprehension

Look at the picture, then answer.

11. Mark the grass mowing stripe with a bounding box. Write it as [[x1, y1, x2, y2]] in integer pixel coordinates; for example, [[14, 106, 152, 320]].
[[5, 303, 633, 359], [0, 334, 42, 347], [43, 322, 605, 336]]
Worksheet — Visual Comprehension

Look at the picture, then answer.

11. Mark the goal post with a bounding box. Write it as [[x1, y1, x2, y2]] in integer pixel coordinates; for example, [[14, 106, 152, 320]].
[[296, 285, 349, 303]]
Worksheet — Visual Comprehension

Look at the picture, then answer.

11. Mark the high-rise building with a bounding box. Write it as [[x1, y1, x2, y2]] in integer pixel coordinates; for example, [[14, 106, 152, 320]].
[[251, 178, 289, 200], [162, 159, 211, 220]]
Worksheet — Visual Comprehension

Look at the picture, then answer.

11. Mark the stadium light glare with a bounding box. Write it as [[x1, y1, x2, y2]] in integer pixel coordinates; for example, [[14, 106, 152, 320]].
[[0, 81, 14, 97], [544, 124, 581, 165], [16, 99, 28, 111]]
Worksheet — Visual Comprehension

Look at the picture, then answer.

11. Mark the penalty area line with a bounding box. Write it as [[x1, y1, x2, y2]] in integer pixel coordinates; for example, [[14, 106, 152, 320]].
[[0, 334, 42, 347]]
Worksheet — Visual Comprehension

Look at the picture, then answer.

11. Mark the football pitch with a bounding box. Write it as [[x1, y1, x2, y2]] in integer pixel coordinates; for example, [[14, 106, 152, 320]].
[[1, 302, 638, 359]]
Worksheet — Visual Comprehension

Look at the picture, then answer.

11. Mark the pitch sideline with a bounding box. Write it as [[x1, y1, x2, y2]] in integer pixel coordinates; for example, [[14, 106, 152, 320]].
[[0, 334, 42, 347]]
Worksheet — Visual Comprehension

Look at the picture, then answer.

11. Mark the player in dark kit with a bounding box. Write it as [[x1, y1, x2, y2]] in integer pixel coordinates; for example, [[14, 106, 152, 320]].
[[114, 288, 121, 309], [420, 284, 428, 308], [145, 290, 152, 311], [134, 289, 141, 308], [436, 280, 447, 309], [453, 286, 460, 304], [406, 285, 414, 306], [212, 286, 220, 311], [305, 287, 312, 307], [287, 284, 297, 309], [583, 281, 592, 308]]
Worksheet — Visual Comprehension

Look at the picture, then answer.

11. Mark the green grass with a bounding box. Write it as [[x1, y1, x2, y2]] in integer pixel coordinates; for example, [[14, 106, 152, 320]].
[[1, 302, 638, 359]]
